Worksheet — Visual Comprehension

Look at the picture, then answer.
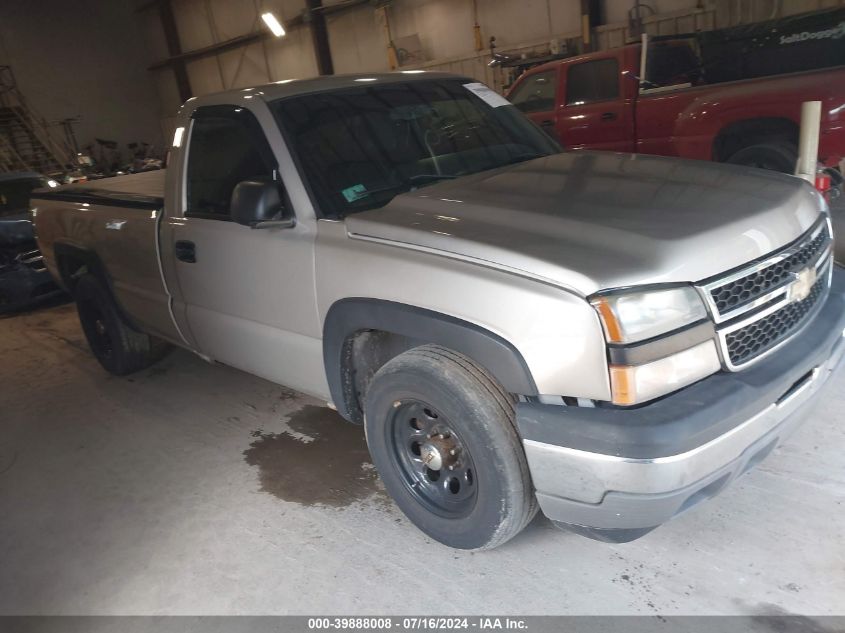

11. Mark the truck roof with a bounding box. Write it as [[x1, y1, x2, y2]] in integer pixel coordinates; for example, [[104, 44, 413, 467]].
[[520, 44, 638, 76], [182, 71, 473, 111]]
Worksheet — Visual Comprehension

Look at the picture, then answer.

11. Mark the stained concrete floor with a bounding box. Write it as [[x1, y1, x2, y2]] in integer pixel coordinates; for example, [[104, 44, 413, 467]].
[[1, 300, 843, 616]]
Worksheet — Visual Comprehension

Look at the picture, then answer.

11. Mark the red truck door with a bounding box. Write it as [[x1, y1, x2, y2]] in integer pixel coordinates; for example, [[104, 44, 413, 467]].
[[508, 67, 560, 138], [555, 55, 635, 152]]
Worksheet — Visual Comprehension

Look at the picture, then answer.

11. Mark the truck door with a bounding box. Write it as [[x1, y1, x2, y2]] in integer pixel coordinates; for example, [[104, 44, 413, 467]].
[[508, 68, 560, 139], [162, 104, 329, 399], [555, 56, 635, 152]]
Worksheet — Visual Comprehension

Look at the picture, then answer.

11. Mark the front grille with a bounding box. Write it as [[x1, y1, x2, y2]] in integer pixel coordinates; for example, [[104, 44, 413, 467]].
[[709, 222, 829, 316], [699, 217, 834, 371], [723, 273, 827, 366]]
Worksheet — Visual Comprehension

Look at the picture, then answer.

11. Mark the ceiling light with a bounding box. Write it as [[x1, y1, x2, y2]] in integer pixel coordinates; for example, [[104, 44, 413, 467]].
[[261, 12, 286, 37]]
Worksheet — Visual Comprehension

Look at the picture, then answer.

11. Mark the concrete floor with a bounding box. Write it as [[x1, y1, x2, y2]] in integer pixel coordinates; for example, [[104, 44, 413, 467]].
[[1, 300, 844, 616]]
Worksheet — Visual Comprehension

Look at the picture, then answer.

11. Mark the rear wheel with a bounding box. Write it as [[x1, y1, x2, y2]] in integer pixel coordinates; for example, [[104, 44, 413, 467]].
[[74, 274, 169, 375], [727, 142, 797, 174], [364, 345, 537, 550]]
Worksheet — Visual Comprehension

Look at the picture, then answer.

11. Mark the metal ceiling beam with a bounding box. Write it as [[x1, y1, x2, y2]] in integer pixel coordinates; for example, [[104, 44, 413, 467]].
[[156, 0, 193, 101], [147, 32, 265, 70], [145, 0, 372, 77], [306, 0, 334, 75]]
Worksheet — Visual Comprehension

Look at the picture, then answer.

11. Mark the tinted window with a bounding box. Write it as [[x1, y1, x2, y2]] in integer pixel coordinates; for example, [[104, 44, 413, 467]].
[[646, 42, 704, 88], [273, 80, 559, 219], [186, 107, 276, 219], [566, 59, 619, 105], [509, 71, 557, 113], [0, 177, 49, 217]]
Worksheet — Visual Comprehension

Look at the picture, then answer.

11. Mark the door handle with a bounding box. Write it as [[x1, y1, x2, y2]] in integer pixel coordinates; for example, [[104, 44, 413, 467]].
[[600, 112, 617, 121], [174, 240, 196, 263]]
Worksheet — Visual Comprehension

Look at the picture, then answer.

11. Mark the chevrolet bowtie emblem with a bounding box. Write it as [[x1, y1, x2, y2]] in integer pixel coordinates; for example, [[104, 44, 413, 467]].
[[786, 267, 817, 303]]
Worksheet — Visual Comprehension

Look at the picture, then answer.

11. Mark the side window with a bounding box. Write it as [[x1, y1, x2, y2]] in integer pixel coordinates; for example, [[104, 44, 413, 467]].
[[186, 106, 276, 220], [509, 71, 557, 113], [645, 42, 703, 88], [566, 59, 620, 105]]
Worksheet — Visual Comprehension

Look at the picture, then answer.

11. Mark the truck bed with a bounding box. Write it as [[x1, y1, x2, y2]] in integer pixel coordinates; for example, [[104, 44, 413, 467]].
[[36, 169, 166, 208], [31, 168, 181, 344]]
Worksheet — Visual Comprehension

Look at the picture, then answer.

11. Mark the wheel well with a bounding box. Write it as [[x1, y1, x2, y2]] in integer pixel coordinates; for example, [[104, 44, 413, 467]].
[[54, 244, 97, 293], [323, 299, 538, 424], [53, 242, 142, 331], [713, 118, 798, 163], [342, 329, 425, 423]]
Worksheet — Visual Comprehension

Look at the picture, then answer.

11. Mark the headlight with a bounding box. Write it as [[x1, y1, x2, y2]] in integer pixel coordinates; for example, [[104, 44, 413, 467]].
[[608, 341, 721, 406], [590, 286, 717, 405], [590, 286, 707, 344]]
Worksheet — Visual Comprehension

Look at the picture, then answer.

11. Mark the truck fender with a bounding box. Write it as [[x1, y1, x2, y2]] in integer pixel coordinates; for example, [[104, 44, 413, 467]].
[[674, 94, 798, 161], [53, 241, 144, 333], [322, 298, 539, 422]]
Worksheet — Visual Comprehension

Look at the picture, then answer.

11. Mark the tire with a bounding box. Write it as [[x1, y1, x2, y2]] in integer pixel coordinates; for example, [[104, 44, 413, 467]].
[[74, 274, 169, 375], [726, 142, 797, 174], [364, 345, 537, 550]]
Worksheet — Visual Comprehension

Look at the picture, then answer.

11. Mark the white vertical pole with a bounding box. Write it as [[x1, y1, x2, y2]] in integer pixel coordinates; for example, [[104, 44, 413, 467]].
[[795, 101, 821, 183], [639, 33, 649, 93]]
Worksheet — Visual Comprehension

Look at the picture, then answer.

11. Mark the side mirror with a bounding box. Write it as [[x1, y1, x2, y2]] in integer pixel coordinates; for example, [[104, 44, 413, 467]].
[[230, 179, 295, 229]]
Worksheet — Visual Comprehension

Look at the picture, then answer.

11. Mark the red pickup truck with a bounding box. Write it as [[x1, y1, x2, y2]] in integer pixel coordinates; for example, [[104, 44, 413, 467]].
[[507, 36, 845, 177]]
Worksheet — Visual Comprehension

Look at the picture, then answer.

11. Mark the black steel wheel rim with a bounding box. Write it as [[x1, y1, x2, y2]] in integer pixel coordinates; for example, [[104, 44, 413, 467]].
[[387, 399, 477, 519]]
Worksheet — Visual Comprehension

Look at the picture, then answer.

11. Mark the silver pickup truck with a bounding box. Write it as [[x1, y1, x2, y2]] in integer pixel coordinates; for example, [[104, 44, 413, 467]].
[[31, 73, 845, 550]]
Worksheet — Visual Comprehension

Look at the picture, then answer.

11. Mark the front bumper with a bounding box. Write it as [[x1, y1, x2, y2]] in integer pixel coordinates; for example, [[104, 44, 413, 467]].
[[518, 267, 845, 542]]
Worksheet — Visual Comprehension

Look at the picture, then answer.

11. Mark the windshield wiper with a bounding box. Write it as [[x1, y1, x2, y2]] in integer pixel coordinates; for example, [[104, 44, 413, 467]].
[[500, 152, 547, 167], [406, 173, 458, 186]]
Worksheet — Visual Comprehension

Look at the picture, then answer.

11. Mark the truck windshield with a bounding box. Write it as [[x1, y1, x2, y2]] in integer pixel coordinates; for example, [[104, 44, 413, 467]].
[[271, 79, 560, 219]]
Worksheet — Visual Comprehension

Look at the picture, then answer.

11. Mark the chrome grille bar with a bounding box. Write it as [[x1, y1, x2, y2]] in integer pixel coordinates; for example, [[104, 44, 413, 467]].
[[696, 217, 834, 372], [699, 218, 831, 324]]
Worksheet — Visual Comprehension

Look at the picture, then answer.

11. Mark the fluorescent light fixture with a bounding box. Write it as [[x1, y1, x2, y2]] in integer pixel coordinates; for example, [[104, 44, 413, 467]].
[[172, 126, 185, 147], [354, 77, 377, 82], [261, 12, 286, 37]]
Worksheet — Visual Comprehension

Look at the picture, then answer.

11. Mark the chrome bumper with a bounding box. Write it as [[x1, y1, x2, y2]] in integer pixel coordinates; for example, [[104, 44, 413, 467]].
[[519, 270, 845, 540], [527, 331, 843, 500]]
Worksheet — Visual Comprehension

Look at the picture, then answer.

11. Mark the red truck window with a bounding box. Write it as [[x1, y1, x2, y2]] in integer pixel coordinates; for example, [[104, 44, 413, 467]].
[[566, 59, 619, 106], [644, 41, 703, 89], [509, 70, 557, 114]]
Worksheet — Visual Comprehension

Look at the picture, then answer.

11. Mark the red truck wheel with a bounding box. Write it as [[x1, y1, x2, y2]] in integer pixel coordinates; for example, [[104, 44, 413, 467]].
[[727, 142, 797, 174]]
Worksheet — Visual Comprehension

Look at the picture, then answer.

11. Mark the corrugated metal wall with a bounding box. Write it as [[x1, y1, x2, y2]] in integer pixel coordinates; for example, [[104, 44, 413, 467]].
[[144, 0, 845, 135], [415, 0, 845, 92]]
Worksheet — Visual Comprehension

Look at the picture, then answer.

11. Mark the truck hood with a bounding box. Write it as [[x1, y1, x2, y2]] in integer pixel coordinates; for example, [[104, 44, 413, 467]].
[[345, 152, 822, 295]]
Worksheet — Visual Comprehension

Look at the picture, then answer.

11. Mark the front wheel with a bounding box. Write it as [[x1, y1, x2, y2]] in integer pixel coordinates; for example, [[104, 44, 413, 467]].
[[364, 345, 537, 550]]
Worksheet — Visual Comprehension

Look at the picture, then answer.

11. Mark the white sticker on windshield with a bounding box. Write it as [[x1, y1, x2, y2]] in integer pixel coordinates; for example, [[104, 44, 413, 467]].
[[463, 82, 510, 108]]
